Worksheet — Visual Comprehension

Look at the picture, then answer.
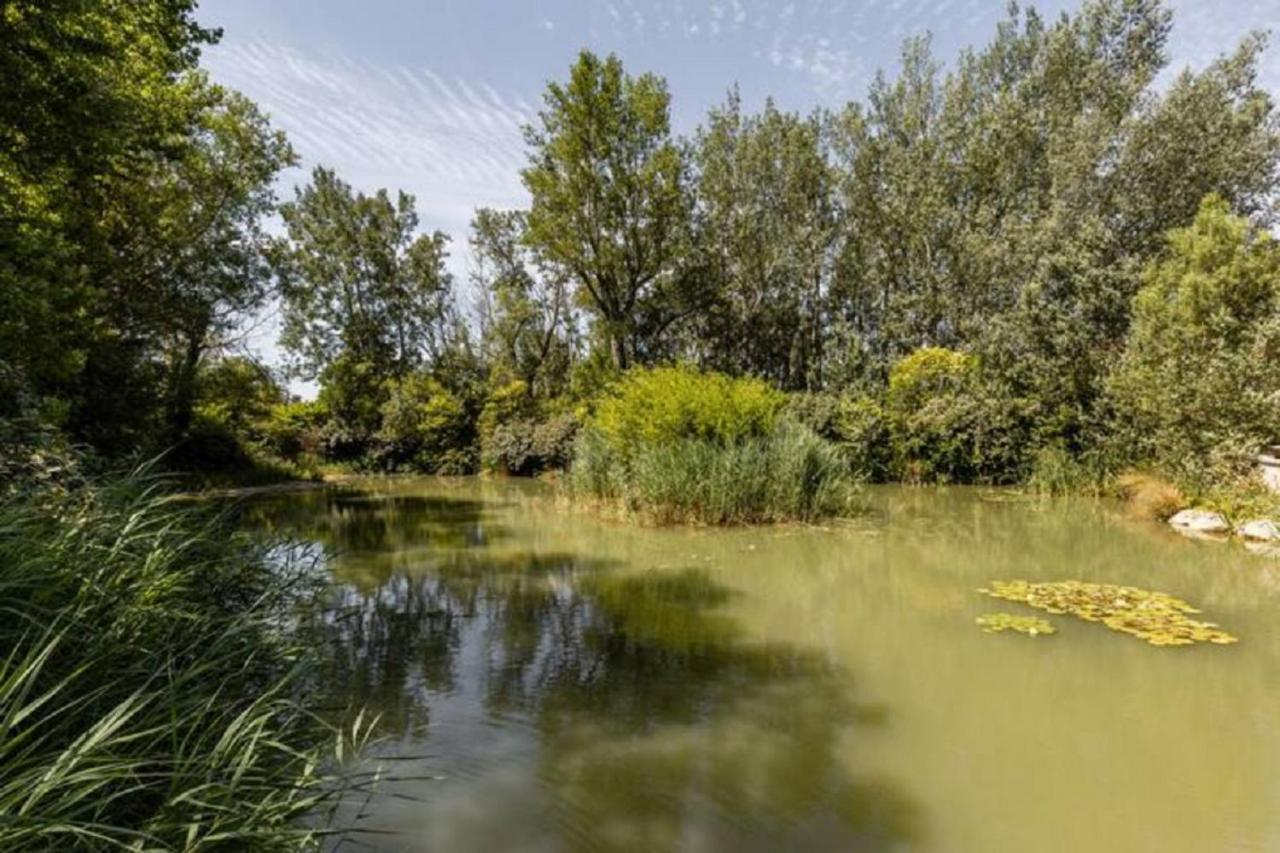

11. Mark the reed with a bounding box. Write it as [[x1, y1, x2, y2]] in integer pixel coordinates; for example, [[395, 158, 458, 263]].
[[0, 471, 371, 851]]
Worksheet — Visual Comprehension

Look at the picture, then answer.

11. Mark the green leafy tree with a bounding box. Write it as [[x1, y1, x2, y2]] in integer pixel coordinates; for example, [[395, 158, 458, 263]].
[[692, 92, 836, 388], [1108, 195, 1280, 487], [471, 208, 574, 400], [521, 51, 691, 370], [0, 1, 293, 453], [273, 167, 456, 436]]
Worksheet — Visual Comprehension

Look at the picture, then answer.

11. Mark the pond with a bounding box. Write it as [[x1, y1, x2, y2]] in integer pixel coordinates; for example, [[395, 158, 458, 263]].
[[240, 478, 1280, 852]]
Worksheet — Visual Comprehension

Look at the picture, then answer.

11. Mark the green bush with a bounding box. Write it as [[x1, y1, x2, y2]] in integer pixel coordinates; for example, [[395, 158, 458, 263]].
[[571, 368, 856, 524], [193, 356, 286, 439], [375, 373, 475, 473], [594, 365, 785, 456], [484, 413, 581, 476], [260, 399, 328, 460], [1108, 195, 1280, 492], [0, 472, 368, 849], [833, 395, 893, 481], [786, 392, 891, 480], [884, 347, 1028, 483]]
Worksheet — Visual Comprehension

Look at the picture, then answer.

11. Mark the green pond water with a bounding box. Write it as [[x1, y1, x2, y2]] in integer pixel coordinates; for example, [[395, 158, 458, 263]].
[[240, 478, 1280, 852]]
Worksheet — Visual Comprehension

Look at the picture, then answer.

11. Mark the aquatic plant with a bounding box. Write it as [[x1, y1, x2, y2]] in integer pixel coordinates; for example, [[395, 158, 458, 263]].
[[979, 580, 1237, 647], [975, 612, 1056, 636]]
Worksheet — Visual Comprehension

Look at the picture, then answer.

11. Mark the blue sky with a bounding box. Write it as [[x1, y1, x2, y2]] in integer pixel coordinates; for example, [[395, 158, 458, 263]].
[[196, 0, 1280, 373]]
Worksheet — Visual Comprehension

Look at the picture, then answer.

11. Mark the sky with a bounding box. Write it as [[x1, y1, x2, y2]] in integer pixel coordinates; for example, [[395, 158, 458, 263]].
[[196, 0, 1280, 377]]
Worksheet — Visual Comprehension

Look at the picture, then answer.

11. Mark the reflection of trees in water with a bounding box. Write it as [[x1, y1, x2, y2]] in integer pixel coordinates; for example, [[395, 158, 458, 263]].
[[252, 490, 919, 850], [240, 490, 503, 585]]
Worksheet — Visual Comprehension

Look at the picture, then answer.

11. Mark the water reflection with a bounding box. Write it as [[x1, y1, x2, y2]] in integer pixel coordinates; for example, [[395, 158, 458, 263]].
[[242, 485, 917, 852]]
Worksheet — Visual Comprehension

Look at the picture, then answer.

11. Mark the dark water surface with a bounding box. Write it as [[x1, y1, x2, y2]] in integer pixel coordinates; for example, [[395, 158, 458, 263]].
[[240, 478, 1280, 852]]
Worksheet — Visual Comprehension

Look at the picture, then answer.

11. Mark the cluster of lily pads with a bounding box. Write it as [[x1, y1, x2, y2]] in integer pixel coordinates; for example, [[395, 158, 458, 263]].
[[975, 613, 1055, 636], [978, 580, 1237, 647]]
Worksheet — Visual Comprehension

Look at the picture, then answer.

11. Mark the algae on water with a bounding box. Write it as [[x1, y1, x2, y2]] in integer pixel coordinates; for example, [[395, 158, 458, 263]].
[[979, 580, 1237, 647], [976, 612, 1056, 636]]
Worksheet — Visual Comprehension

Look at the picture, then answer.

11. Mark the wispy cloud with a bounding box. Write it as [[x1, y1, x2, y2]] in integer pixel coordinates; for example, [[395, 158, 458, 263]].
[[204, 40, 533, 233]]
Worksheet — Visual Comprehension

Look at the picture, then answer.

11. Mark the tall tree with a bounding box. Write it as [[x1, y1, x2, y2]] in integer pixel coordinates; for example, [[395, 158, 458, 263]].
[[521, 50, 691, 370], [272, 167, 455, 431], [470, 208, 574, 401], [693, 92, 836, 389], [0, 1, 296, 453]]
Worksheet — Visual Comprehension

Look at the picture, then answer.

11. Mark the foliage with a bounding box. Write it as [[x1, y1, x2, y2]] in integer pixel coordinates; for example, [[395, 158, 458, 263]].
[[260, 400, 329, 461], [273, 167, 457, 384], [193, 356, 287, 438], [884, 348, 1027, 483], [1114, 472, 1187, 522], [593, 365, 786, 459], [0, 471, 370, 849], [1108, 195, 1280, 492], [375, 372, 474, 474], [980, 580, 1238, 647], [786, 392, 891, 480], [692, 92, 834, 388], [484, 413, 581, 476], [1, 1, 294, 453], [1026, 444, 1109, 497], [522, 50, 692, 369], [471, 208, 574, 401]]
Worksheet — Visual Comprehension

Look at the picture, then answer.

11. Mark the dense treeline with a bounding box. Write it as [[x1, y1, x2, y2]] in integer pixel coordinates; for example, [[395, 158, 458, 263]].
[[4, 0, 1280, 502]]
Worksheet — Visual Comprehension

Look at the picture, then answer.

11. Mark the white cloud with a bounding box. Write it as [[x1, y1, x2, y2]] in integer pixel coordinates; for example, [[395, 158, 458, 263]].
[[203, 39, 531, 233]]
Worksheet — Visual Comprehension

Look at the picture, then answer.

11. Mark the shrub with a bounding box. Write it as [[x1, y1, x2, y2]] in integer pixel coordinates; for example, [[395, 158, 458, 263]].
[[833, 395, 893, 481], [572, 417, 856, 524], [1115, 472, 1186, 522], [484, 413, 581, 476], [478, 379, 534, 445], [594, 365, 785, 456], [260, 399, 328, 460], [885, 347, 1028, 483], [571, 368, 856, 524], [1108, 195, 1280, 493], [376, 373, 475, 473], [785, 392, 845, 440], [193, 356, 286, 439], [786, 393, 891, 481], [885, 347, 978, 415]]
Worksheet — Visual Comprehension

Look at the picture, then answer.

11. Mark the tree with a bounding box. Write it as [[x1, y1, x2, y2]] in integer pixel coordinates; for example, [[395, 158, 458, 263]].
[[470, 208, 573, 401], [1108, 195, 1280, 487], [521, 51, 691, 370], [273, 167, 455, 433], [692, 92, 835, 388], [142, 87, 294, 440], [0, 0, 219, 450]]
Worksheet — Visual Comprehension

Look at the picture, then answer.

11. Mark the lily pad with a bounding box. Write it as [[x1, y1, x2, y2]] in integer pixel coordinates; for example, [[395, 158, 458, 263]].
[[976, 612, 1056, 636], [979, 580, 1237, 647]]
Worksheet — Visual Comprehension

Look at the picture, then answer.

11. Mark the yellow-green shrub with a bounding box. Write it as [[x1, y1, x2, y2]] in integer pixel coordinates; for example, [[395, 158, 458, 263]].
[[593, 365, 785, 458]]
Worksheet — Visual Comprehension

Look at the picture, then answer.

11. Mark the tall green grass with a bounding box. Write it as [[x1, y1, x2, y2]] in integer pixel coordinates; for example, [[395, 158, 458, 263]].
[[571, 417, 858, 525], [0, 472, 371, 850]]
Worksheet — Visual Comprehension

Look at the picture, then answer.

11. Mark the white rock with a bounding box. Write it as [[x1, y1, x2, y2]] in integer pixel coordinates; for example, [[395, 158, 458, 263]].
[[1168, 509, 1231, 535], [1236, 519, 1280, 542]]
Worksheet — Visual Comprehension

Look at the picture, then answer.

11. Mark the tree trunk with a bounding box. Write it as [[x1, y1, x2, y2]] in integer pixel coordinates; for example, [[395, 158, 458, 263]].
[[166, 313, 210, 442], [609, 328, 629, 371]]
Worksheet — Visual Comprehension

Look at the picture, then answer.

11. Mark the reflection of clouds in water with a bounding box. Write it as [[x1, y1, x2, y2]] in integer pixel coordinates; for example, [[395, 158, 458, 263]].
[[248, 486, 915, 851]]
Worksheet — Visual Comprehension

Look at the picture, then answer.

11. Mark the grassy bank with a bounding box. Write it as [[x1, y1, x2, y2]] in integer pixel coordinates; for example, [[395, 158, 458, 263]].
[[0, 471, 369, 850]]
